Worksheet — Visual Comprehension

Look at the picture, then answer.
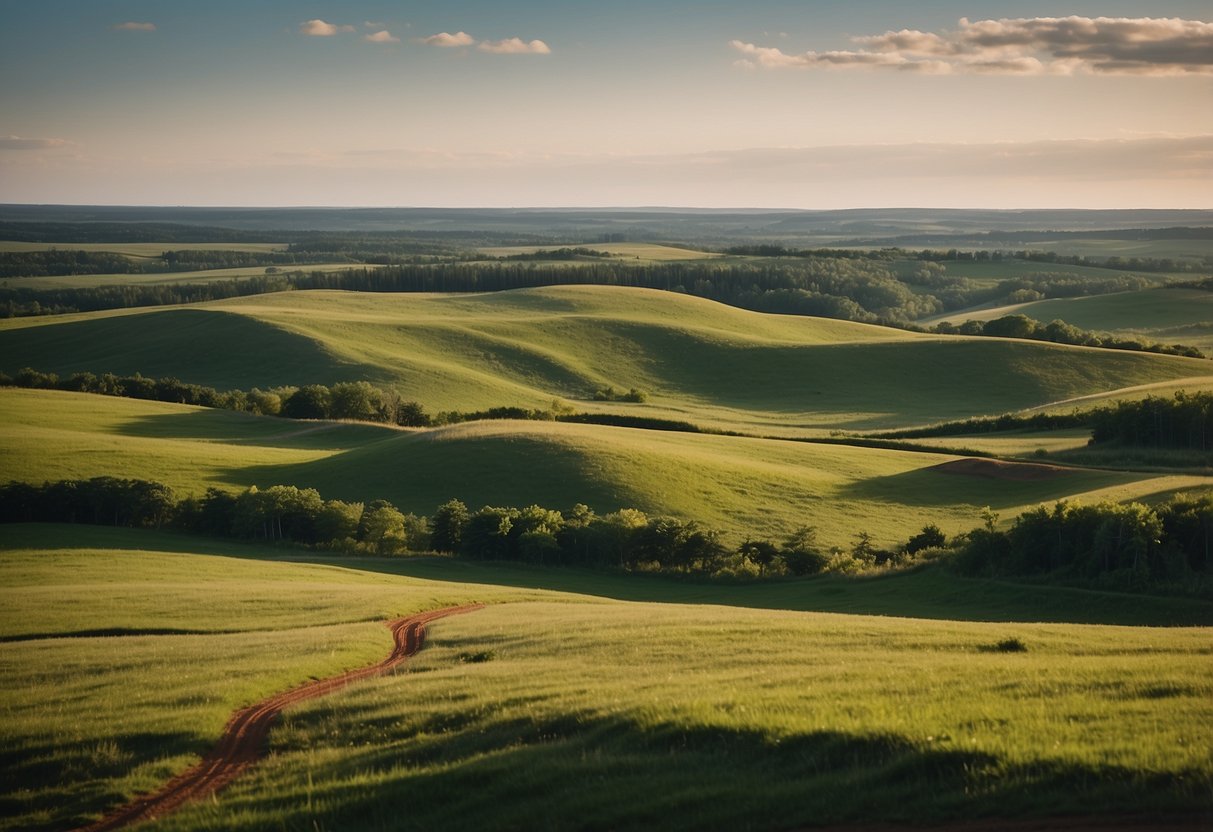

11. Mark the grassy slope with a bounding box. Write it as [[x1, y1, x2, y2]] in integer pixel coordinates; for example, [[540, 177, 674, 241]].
[[2, 286, 1209, 431], [8, 389, 1210, 548], [0, 242, 287, 256], [1, 526, 1209, 831], [14, 263, 368, 289], [928, 288, 1213, 355]]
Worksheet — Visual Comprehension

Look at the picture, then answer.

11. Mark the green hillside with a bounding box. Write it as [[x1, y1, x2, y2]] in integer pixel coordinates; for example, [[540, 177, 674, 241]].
[[2, 527, 1209, 832], [2, 286, 1210, 431], [929, 287, 1213, 355], [5, 388, 1210, 548]]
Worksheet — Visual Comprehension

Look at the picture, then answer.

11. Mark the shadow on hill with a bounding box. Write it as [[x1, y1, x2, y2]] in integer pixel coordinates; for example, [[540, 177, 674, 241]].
[[211, 711, 1207, 830], [0, 308, 375, 389], [3, 525, 1209, 626], [222, 430, 641, 516], [1, 729, 200, 832], [111, 408, 394, 449], [836, 462, 1130, 510]]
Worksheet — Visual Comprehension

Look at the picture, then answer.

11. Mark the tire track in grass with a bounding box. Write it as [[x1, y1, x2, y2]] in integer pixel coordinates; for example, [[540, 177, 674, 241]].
[[78, 604, 483, 831]]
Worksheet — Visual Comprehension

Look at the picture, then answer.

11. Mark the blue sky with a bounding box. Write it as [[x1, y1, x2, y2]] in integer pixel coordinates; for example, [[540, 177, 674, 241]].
[[1, 1, 1210, 207]]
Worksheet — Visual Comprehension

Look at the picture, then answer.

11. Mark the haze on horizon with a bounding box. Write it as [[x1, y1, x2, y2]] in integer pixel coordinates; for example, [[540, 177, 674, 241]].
[[1, 1, 1211, 210]]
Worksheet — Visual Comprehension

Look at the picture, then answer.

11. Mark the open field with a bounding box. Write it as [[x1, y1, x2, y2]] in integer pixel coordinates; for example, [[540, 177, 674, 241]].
[[2, 286, 1210, 432], [0, 242, 288, 257], [2, 526, 1209, 831], [4, 388, 1211, 548], [921, 258, 1168, 286], [927, 288, 1213, 355], [5, 262, 367, 289]]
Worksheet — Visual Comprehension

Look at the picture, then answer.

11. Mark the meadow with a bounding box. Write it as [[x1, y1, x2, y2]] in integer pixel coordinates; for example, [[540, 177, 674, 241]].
[[6, 388, 1210, 550], [2, 286, 1209, 432], [3, 218, 1212, 831], [928, 288, 1213, 356], [2, 526, 1209, 832], [8, 263, 369, 290]]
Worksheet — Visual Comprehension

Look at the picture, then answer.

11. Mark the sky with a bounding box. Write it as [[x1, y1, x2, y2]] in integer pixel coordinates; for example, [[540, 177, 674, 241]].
[[1, 1, 1211, 208]]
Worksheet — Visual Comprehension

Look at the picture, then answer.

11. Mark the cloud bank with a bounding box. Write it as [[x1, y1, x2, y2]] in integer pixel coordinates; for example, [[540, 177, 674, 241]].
[[421, 31, 475, 47], [732, 16, 1213, 75], [364, 30, 400, 44], [420, 32, 550, 53], [478, 37, 551, 55], [299, 19, 355, 37]]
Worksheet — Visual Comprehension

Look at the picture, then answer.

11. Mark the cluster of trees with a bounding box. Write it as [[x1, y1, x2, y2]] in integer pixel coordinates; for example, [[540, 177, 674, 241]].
[[592, 386, 648, 403], [927, 314, 1205, 358], [872, 391, 1211, 452], [3, 367, 676, 434], [0, 367, 430, 425], [954, 496, 1212, 590], [500, 247, 613, 261], [1089, 392, 1212, 451], [0, 478, 945, 577], [0, 274, 295, 318], [5, 477, 1209, 591]]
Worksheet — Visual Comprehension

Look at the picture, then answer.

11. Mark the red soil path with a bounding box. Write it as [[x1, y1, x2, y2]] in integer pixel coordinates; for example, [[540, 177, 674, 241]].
[[77, 604, 483, 832]]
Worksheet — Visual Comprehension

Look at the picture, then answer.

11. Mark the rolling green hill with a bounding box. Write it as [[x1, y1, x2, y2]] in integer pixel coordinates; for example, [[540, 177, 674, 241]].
[[2, 286, 1210, 432], [5, 388, 1210, 548], [927, 287, 1213, 355], [2, 526, 1209, 832]]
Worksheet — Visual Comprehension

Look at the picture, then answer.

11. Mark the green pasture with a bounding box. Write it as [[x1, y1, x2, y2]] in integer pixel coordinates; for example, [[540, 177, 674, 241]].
[[4, 389, 1211, 548], [1, 527, 1209, 831], [0, 242, 288, 257], [2, 286, 1209, 432], [930, 258, 1161, 287], [7, 263, 367, 289], [928, 288, 1213, 355]]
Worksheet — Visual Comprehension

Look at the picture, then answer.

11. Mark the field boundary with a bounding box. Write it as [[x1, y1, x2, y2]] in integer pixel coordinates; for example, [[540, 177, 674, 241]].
[[76, 604, 483, 831]]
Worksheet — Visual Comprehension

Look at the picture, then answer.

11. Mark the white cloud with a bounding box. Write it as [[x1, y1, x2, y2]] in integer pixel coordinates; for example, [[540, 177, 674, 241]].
[[732, 16, 1213, 76], [112, 22, 155, 32], [421, 31, 475, 47], [364, 30, 400, 44], [299, 19, 354, 37], [478, 37, 551, 55], [0, 135, 75, 151]]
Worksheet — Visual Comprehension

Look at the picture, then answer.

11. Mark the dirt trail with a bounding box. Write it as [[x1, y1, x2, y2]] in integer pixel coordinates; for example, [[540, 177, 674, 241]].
[[78, 604, 482, 832]]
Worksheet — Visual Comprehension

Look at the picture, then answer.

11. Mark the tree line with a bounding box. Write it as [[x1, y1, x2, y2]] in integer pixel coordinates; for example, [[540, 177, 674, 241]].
[[0, 249, 339, 279], [0, 368, 667, 432], [873, 391, 1211, 453], [2, 478, 1209, 591], [954, 495, 1212, 592], [926, 314, 1205, 358]]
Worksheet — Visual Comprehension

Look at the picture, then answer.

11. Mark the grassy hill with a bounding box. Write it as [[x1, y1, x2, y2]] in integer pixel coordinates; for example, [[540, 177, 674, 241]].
[[928, 287, 1213, 355], [2, 526, 1209, 832], [2, 286, 1210, 432], [5, 388, 1211, 548]]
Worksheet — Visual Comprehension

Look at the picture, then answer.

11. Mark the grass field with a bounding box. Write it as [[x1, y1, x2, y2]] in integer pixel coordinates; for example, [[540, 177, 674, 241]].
[[2, 286, 1210, 432], [927, 288, 1213, 355], [6, 263, 368, 289], [2, 526, 1209, 831], [0, 242, 287, 257], [4, 388, 1211, 549], [924, 258, 1166, 287]]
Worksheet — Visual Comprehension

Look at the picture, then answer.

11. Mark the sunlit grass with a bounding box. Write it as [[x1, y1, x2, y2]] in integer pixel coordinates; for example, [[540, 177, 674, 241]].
[[164, 601, 1213, 831]]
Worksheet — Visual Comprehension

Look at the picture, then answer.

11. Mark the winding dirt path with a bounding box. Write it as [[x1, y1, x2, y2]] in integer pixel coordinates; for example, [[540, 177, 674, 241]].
[[78, 604, 483, 832]]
